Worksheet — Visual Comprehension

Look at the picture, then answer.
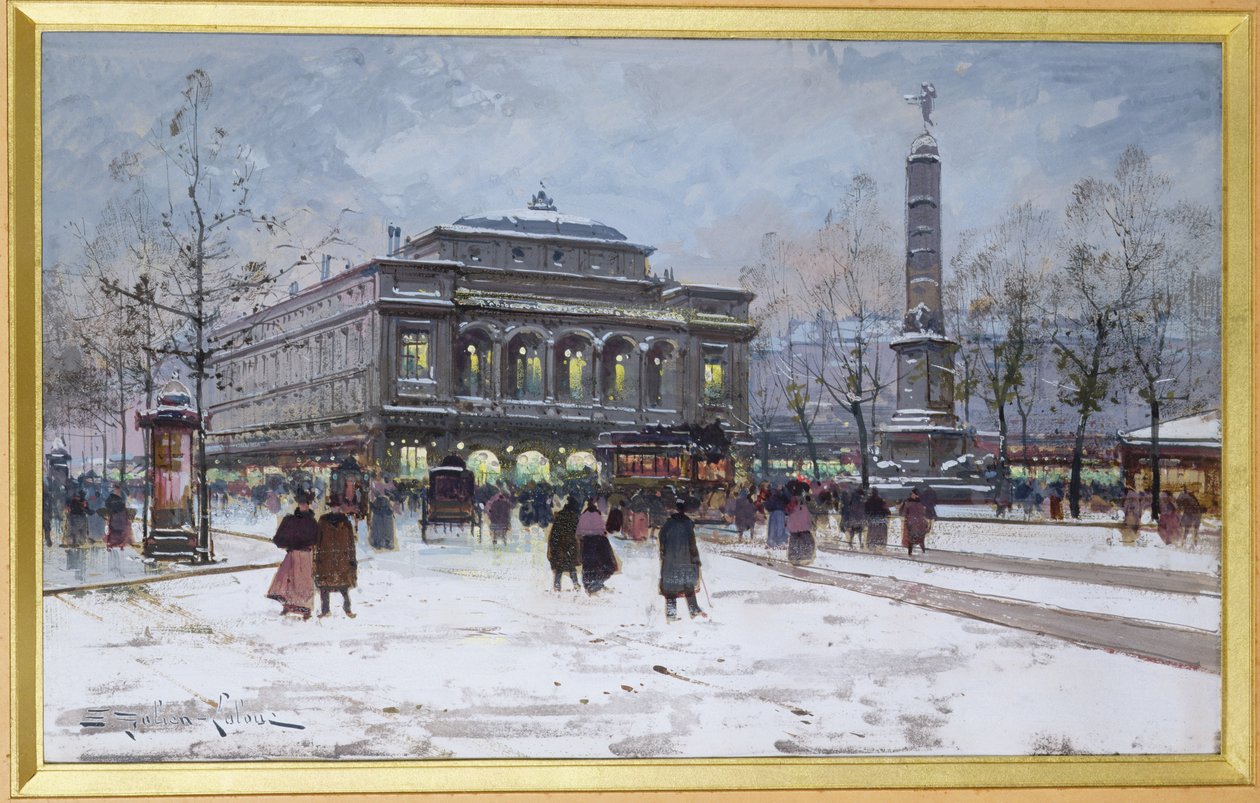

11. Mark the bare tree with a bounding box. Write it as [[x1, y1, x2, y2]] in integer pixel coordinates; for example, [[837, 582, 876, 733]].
[[952, 202, 1055, 496], [740, 232, 798, 477], [1055, 146, 1168, 518], [1118, 199, 1218, 519], [102, 69, 281, 562], [799, 174, 901, 488]]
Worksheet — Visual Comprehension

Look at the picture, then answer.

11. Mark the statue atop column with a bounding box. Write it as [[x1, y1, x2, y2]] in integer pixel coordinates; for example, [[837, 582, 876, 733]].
[[903, 82, 937, 127]]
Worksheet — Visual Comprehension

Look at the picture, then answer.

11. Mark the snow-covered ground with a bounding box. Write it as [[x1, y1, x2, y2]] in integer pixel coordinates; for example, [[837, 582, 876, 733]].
[[42, 507, 1221, 761]]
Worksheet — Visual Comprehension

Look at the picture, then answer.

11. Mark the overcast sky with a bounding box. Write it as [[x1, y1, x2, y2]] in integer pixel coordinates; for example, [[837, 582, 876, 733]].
[[42, 33, 1221, 288]]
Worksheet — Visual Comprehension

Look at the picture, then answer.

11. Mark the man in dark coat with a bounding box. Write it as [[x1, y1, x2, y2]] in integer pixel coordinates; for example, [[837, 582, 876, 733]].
[[658, 501, 705, 621], [864, 488, 890, 547], [314, 498, 359, 618], [547, 496, 581, 590]]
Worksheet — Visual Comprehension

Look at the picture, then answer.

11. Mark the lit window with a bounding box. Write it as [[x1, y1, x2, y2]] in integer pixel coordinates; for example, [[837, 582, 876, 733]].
[[703, 348, 726, 405], [399, 329, 430, 380]]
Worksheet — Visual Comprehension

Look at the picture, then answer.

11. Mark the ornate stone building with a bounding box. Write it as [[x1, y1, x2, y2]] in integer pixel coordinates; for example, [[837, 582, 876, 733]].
[[206, 193, 755, 482]]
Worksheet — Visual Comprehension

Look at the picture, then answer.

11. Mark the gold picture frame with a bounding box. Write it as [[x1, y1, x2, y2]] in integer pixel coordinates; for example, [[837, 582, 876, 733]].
[[4, 1, 1256, 799]]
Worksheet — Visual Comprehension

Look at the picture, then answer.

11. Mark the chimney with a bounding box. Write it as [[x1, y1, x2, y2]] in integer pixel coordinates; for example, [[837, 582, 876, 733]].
[[288, 281, 300, 297], [320, 254, 331, 282], [387, 224, 402, 255]]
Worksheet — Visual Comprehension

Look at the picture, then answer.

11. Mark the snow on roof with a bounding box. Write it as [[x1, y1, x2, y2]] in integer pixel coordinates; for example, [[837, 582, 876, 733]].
[[452, 208, 628, 242], [432, 223, 656, 254], [1120, 410, 1220, 446]]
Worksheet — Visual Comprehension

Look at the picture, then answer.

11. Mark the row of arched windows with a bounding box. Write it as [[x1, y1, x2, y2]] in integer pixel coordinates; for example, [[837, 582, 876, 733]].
[[453, 328, 683, 410]]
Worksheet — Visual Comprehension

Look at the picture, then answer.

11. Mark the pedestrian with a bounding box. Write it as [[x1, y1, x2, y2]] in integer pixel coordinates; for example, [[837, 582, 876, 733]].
[[1176, 489, 1203, 547], [901, 489, 931, 556], [64, 489, 90, 548], [578, 499, 619, 593], [841, 487, 867, 549], [101, 484, 133, 573], [786, 493, 816, 566], [547, 496, 582, 591], [1122, 486, 1143, 545], [266, 490, 318, 619], [658, 500, 706, 622], [314, 498, 358, 618], [101, 484, 132, 548], [487, 488, 513, 545], [764, 485, 789, 548], [1049, 488, 1064, 521], [86, 483, 106, 543], [864, 488, 890, 548], [604, 498, 626, 539], [1157, 491, 1182, 546], [625, 491, 650, 541], [733, 491, 757, 542], [919, 484, 938, 523], [994, 478, 1012, 518], [646, 489, 667, 540], [368, 492, 396, 550]]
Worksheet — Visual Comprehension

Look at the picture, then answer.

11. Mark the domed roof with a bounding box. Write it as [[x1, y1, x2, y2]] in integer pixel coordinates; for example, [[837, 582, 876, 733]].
[[452, 187, 628, 242], [452, 208, 628, 242]]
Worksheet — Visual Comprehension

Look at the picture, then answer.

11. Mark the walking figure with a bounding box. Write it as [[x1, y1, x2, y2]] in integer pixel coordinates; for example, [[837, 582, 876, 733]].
[[315, 498, 359, 618], [547, 496, 581, 591], [658, 501, 706, 622], [266, 490, 317, 619]]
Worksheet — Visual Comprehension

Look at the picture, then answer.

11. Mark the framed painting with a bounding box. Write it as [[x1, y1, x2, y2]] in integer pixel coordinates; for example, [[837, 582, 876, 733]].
[[4, 0, 1257, 800]]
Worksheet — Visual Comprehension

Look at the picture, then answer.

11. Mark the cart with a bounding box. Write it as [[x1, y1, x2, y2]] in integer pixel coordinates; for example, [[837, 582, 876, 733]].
[[421, 455, 483, 542]]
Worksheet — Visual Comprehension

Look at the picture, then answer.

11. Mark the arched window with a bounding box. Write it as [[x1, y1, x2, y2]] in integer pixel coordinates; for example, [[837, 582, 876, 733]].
[[514, 450, 551, 484], [601, 337, 639, 406], [506, 332, 545, 400], [455, 328, 494, 397], [555, 333, 593, 402], [645, 341, 679, 410], [466, 450, 501, 485]]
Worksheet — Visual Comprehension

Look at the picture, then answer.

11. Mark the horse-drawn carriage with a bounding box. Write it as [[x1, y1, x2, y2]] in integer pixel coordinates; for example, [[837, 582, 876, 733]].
[[421, 455, 483, 542]]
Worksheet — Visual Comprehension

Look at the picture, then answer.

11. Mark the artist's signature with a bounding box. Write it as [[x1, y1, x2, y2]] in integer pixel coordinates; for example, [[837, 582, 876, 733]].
[[78, 693, 305, 739]]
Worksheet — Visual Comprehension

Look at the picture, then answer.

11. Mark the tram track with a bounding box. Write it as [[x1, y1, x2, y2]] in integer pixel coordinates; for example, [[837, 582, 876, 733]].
[[723, 552, 1220, 673]]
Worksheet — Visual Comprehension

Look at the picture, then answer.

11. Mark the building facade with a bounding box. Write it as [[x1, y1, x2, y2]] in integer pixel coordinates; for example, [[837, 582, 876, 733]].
[[206, 194, 755, 483]]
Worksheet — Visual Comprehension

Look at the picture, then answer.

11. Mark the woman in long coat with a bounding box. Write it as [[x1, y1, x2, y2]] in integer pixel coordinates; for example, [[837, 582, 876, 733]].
[[864, 489, 890, 547], [577, 500, 619, 593], [733, 491, 758, 542], [368, 493, 396, 550], [901, 490, 931, 556], [764, 486, 789, 548], [101, 486, 132, 549], [314, 500, 359, 618], [267, 492, 318, 618], [1157, 491, 1182, 546], [547, 497, 582, 590], [64, 490, 90, 548], [786, 494, 815, 566], [86, 485, 106, 543], [487, 490, 513, 545]]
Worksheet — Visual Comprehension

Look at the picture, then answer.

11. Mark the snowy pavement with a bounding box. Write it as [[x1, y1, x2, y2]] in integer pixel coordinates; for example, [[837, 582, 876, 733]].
[[42, 509, 1221, 761]]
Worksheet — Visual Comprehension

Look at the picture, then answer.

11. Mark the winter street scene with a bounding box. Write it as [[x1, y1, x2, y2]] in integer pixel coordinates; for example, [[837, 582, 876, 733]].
[[39, 34, 1223, 763]]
